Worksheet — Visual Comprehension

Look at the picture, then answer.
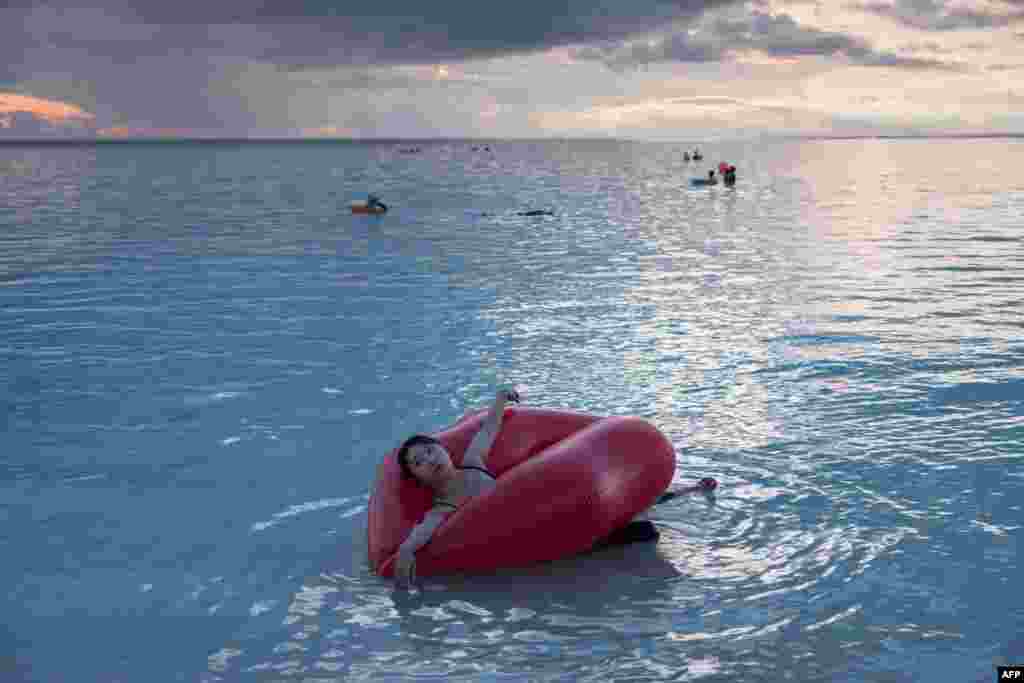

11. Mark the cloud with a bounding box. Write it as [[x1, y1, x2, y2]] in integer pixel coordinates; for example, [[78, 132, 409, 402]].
[[0, 0, 745, 133], [280, 63, 486, 90], [532, 94, 846, 137], [534, 84, 1017, 138], [575, 10, 964, 70], [575, 36, 724, 70], [849, 0, 1024, 31], [0, 92, 96, 136], [897, 40, 953, 52], [2, 0, 740, 73], [0, 93, 94, 125], [1, 0, 1017, 137]]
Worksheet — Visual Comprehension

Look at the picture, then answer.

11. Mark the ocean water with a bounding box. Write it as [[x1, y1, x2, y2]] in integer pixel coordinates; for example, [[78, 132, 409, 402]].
[[2, 137, 1022, 683]]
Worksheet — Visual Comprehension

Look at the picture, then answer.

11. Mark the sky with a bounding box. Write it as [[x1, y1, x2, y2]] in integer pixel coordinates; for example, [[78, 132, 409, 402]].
[[1, 0, 1023, 139]]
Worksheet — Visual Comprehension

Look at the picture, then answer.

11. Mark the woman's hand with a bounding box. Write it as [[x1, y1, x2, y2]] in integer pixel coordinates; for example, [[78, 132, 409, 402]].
[[497, 387, 521, 404]]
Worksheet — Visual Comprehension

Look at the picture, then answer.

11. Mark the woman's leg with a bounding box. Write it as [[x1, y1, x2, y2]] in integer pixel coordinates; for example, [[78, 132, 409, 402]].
[[592, 478, 718, 549], [591, 520, 659, 549]]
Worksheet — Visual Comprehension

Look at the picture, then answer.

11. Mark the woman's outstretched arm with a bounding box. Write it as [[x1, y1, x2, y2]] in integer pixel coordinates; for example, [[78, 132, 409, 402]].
[[395, 506, 450, 587], [462, 388, 520, 469]]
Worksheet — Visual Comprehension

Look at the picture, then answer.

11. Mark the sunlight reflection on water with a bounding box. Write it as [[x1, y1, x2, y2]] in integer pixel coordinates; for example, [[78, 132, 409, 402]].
[[2, 139, 1022, 682]]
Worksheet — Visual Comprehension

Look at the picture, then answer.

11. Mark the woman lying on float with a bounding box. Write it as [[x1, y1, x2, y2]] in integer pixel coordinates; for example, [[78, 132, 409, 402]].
[[367, 387, 716, 588]]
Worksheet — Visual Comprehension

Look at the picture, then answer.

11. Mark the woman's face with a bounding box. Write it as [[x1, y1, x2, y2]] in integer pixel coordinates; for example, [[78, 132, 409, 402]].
[[406, 441, 456, 490]]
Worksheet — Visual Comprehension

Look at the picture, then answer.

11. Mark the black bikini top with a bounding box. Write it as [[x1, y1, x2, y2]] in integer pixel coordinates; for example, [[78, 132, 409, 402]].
[[457, 464, 497, 479], [435, 465, 497, 510]]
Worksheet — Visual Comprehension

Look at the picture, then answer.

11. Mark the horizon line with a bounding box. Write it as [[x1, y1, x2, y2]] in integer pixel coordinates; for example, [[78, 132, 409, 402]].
[[1, 132, 1024, 146]]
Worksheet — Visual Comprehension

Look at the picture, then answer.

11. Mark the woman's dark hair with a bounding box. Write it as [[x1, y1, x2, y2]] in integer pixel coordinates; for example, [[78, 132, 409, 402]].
[[396, 434, 441, 482]]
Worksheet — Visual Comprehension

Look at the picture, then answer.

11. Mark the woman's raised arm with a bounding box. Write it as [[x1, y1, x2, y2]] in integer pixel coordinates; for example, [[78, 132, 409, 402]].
[[461, 388, 520, 469]]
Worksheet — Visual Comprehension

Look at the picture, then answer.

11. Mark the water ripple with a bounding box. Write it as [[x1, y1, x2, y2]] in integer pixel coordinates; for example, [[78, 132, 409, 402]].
[[4, 139, 1023, 683]]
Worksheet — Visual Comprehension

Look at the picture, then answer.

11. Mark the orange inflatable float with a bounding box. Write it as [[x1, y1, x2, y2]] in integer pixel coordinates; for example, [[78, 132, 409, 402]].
[[368, 407, 676, 577]]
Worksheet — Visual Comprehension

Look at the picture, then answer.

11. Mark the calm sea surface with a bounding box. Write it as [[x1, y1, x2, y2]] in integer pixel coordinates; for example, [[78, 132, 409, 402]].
[[2, 138, 1022, 682]]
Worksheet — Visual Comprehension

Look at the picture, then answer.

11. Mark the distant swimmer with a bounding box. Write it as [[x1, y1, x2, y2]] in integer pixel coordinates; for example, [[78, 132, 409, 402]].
[[476, 210, 549, 217], [689, 171, 718, 186], [351, 193, 388, 213]]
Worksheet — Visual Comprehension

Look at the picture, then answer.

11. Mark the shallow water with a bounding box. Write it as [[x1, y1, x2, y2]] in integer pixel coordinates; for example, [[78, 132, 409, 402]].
[[2, 138, 1022, 682]]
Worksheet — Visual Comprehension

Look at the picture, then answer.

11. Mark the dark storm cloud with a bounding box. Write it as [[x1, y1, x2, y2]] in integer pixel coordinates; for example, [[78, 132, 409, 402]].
[[2, 0, 740, 71], [575, 35, 724, 69], [850, 0, 1024, 31], [576, 10, 963, 70], [0, 0, 739, 131]]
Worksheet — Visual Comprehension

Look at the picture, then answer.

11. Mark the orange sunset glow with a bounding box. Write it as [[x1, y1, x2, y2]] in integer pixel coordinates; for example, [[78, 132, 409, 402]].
[[96, 126, 195, 138], [0, 93, 94, 127], [300, 126, 360, 138]]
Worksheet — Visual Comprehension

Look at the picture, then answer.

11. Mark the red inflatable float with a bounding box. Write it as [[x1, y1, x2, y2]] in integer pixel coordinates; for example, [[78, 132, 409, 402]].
[[368, 407, 676, 577]]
